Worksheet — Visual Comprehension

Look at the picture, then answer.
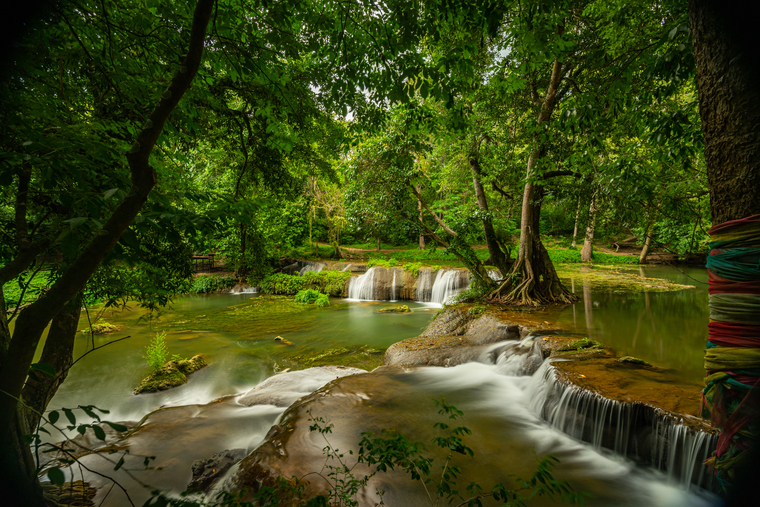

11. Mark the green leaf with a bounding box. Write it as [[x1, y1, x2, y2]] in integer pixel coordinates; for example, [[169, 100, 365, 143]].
[[29, 363, 56, 378], [49, 411, 59, 425], [47, 467, 65, 486], [93, 425, 106, 441], [63, 408, 76, 426]]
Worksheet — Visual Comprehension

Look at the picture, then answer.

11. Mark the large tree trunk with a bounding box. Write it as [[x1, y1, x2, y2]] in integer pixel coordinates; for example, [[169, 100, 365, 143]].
[[580, 192, 596, 263], [21, 294, 83, 431], [490, 59, 577, 305], [689, 0, 760, 225], [470, 157, 509, 274], [688, 0, 760, 495], [0, 2, 214, 503]]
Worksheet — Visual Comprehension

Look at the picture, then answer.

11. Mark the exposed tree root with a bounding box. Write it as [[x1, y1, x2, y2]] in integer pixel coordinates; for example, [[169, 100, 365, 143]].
[[488, 238, 577, 306]]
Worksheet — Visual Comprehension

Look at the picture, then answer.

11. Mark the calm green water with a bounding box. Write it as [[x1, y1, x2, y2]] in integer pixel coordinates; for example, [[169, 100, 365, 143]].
[[555, 265, 708, 383], [47, 296, 437, 422]]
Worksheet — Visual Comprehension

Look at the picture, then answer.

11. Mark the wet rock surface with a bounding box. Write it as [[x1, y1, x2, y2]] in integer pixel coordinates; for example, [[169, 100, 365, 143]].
[[188, 448, 247, 493], [385, 307, 529, 367]]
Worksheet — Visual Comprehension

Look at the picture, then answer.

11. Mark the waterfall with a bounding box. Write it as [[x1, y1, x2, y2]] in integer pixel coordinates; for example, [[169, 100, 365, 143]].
[[525, 362, 716, 490], [229, 285, 259, 295], [299, 262, 325, 276], [347, 267, 379, 300], [416, 269, 434, 302], [487, 269, 501, 281], [390, 271, 397, 301], [429, 269, 469, 305]]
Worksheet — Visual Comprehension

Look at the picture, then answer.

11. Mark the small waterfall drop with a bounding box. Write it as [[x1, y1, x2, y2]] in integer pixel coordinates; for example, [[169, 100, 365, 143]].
[[487, 269, 501, 281], [429, 269, 469, 306], [347, 267, 379, 300], [390, 271, 397, 301], [416, 269, 434, 302], [299, 262, 325, 276], [229, 285, 259, 295]]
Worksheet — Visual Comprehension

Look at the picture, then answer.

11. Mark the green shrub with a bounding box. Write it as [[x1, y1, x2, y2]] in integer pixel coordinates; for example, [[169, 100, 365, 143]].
[[403, 262, 423, 277], [315, 293, 330, 307], [366, 258, 398, 268], [144, 332, 169, 370], [294, 289, 330, 307], [260, 273, 306, 295], [294, 289, 322, 303], [261, 271, 350, 296], [187, 274, 236, 294], [546, 248, 637, 265]]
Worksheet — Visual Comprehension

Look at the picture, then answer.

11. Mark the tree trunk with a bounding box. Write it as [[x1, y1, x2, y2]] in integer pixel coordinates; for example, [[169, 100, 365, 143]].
[[470, 157, 509, 274], [21, 294, 83, 431], [571, 194, 582, 248], [688, 0, 760, 494], [376, 236, 381, 251], [689, 0, 760, 225], [417, 184, 425, 250], [580, 192, 596, 263], [0, 1, 215, 502], [490, 59, 577, 305], [638, 218, 656, 264]]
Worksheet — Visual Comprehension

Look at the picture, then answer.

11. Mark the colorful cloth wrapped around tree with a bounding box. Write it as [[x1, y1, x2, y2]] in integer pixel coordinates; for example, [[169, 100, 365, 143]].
[[702, 214, 760, 492]]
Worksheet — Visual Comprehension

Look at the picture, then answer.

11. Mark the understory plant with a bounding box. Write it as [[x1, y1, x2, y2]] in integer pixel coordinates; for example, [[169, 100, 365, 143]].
[[144, 332, 169, 370]]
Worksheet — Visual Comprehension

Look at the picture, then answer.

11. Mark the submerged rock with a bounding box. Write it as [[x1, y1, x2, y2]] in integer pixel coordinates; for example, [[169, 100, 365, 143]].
[[377, 305, 411, 313], [134, 355, 207, 394], [617, 356, 653, 367], [42, 480, 96, 507], [188, 448, 247, 493]]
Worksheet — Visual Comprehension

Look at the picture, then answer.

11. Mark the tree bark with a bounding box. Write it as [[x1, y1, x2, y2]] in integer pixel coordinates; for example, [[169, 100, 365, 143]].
[[571, 194, 582, 248], [470, 157, 509, 274], [416, 184, 425, 250], [580, 192, 596, 263], [638, 217, 656, 264], [688, 0, 760, 494], [21, 294, 83, 431], [689, 0, 760, 224], [0, 1, 215, 503]]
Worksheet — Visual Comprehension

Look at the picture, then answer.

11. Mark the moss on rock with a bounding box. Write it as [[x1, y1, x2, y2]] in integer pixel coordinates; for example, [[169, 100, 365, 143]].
[[617, 356, 653, 367], [378, 305, 411, 313], [134, 355, 207, 394], [81, 319, 118, 335], [558, 338, 604, 352]]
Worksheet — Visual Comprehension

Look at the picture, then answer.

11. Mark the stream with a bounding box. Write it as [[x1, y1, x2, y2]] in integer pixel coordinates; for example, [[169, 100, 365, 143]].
[[37, 266, 717, 506]]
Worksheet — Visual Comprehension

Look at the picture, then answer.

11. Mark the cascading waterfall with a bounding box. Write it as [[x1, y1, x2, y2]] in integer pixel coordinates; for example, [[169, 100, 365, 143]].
[[229, 285, 259, 295], [429, 269, 469, 305], [347, 267, 379, 300], [651, 413, 717, 491], [487, 269, 501, 281], [416, 269, 434, 302], [299, 262, 325, 276], [524, 361, 716, 490], [390, 271, 397, 301]]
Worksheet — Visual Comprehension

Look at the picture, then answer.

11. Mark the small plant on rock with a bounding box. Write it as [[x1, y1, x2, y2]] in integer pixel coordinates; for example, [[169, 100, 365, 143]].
[[144, 331, 169, 370]]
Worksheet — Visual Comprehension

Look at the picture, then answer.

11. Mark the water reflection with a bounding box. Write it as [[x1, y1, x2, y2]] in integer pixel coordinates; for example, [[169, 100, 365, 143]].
[[557, 265, 708, 383]]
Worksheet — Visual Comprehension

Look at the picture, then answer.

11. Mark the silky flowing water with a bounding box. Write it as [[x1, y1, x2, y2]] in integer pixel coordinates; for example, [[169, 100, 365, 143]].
[[34, 266, 716, 506]]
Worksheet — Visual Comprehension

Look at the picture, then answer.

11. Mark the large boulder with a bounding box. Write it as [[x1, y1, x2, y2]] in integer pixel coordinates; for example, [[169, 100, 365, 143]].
[[134, 355, 207, 394]]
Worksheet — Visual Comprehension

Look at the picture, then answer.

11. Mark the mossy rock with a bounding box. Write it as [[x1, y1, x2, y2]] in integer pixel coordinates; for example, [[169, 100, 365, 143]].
[[378, 305, 411, 313], [81, 320, 118, 335], [134, 355, 207, 394], [617, 356, 653, 367], [558, 338, 604, 352]]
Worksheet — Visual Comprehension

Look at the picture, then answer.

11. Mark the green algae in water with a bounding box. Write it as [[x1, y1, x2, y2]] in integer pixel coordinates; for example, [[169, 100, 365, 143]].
[[555, 264, 696, 294]]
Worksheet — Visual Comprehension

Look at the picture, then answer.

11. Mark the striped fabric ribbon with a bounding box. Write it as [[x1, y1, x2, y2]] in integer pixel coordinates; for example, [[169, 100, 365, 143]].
[[702, 214, 760, 491]]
